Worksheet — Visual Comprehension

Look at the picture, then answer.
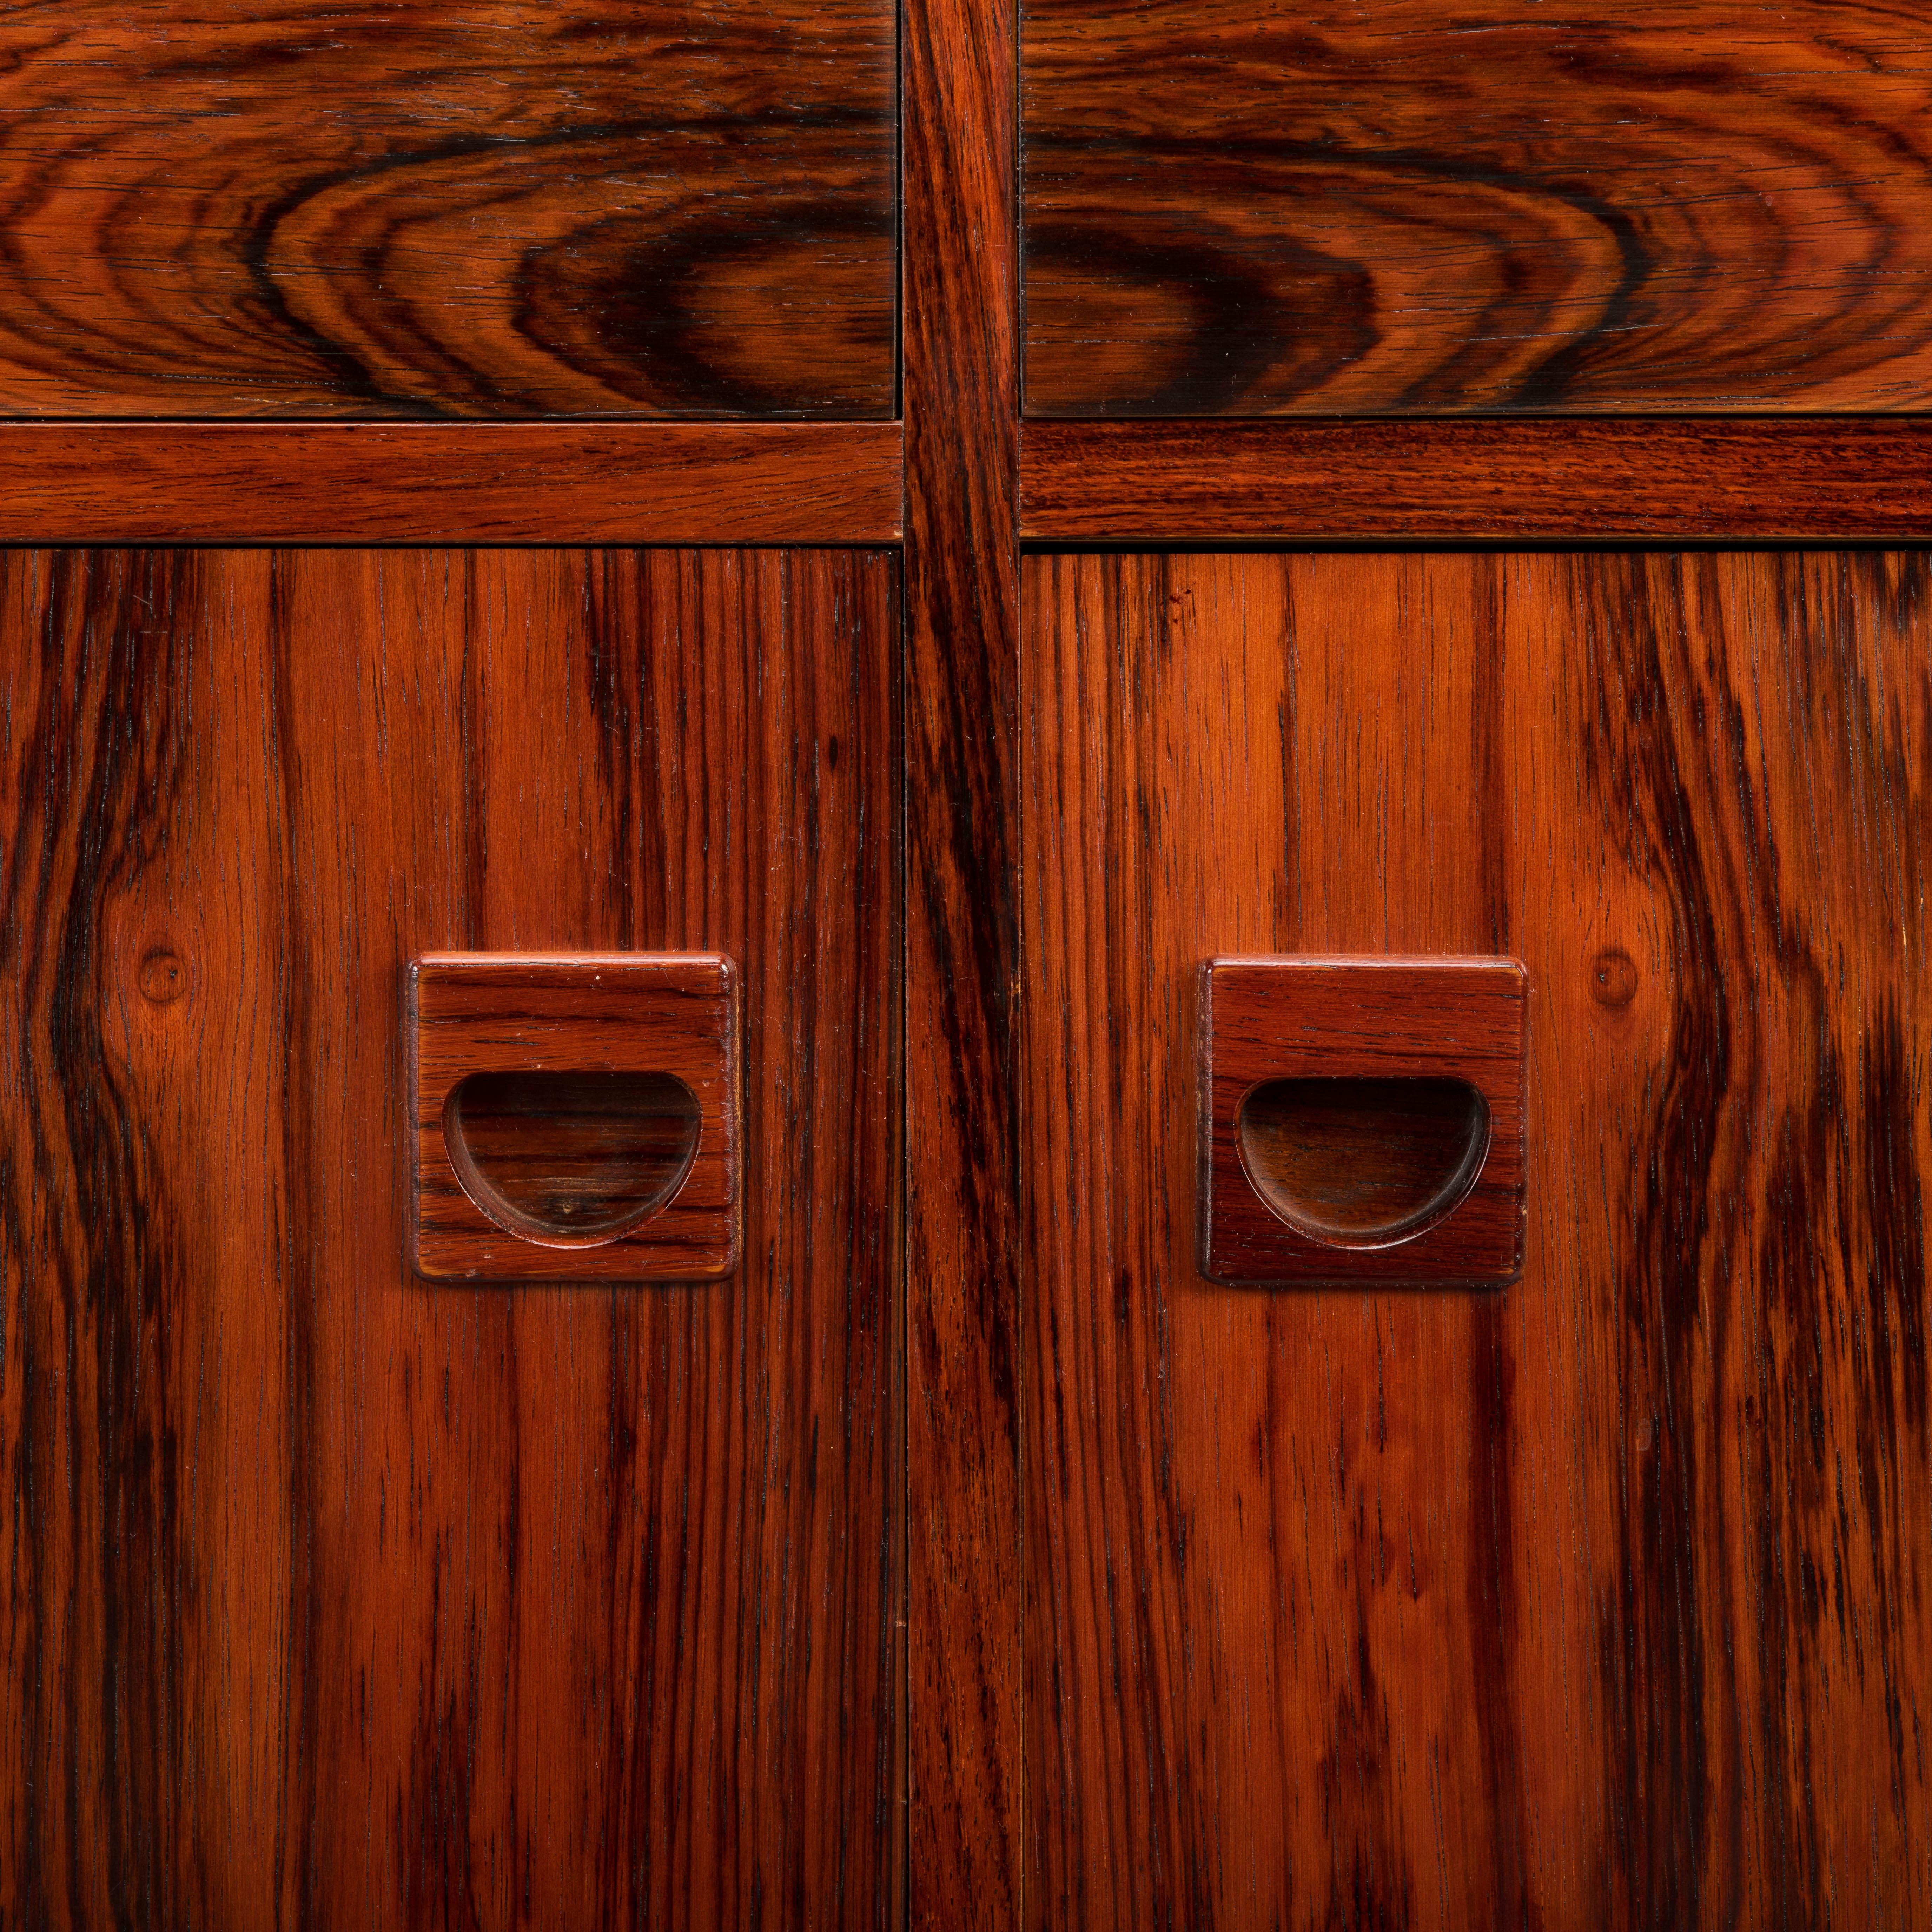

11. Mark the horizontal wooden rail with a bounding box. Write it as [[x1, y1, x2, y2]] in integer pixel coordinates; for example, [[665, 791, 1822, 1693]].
[[0, 422, 902, 544], [14, 417, 1932, 548], [1022, 418, 1932, 543]]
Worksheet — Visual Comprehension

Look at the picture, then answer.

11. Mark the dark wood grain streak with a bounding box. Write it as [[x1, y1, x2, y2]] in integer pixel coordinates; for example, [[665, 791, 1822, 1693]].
[[0, 0, 895, 419], [1021, 550, 1930, 1927], [1023, 420, 1932, 543], [0, 547, 900, 1927], [901, 0, 1023, 1902], [0, 423, 903, 544], [1024, 1, 1932, 417]]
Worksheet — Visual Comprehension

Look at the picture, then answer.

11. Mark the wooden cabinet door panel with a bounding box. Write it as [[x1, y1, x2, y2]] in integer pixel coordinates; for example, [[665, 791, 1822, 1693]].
[[1024, 2, 1932, 417], [1021, 550, 1930, 1927], [0, 0, 896, 419], [0, 547, 900, 1928]]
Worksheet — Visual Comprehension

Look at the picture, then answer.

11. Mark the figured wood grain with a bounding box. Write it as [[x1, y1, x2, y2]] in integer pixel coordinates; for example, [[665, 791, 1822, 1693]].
[[1024, 1, 1932, 417], [0, 424, 905, 544], [0, 547, 900, 1927], [901, 0, 1023, 1899], [0, 0, 895, 418], [1022, 550, 1930, 1927], [1021, 419, 1932, 543]]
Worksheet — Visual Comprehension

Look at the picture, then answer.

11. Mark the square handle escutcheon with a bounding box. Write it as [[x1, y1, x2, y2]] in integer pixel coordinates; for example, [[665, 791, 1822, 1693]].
[[411, 953, 740, 1282], [1199, 955, 1528, 1288]]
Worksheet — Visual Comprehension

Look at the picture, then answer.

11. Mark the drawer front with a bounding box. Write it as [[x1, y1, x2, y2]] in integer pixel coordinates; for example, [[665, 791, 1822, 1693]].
[[1021, 549, 1930, 1926], [0, 0, 897, 419], [0, 547, 900, 1926], [1024, 1, 1932, 417]]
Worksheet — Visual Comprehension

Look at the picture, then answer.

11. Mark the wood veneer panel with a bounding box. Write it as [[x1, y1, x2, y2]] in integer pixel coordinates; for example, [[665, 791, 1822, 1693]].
[[0, 548, 899, 1927], [901, 0, 1023, 1898], [0, 424, 905, 544], [1022, 550, 1931, 1926], [0, 0, 895, 419], [1021, 419, 1932, 543], [1024, 2, 1932, 418]]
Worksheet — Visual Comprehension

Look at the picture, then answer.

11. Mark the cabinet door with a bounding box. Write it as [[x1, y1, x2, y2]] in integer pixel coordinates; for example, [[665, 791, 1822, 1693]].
[[0, 548, 900, 1927], [1021, 549, 1930, 1927]]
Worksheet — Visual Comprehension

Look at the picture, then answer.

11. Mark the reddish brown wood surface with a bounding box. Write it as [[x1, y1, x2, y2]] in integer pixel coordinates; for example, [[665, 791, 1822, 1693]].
[[1022, 419, 1932, 543], [901, 0, 1023, 1900], [0, 0, 894, 419], [0, 547, 900, 1927], [1201, 957, 1527, 1288], [1022, 550, 1930, 1927], [0, 423, 904, 544], [412, 954, 739, 1282], [1025, 0, 1932, 417]]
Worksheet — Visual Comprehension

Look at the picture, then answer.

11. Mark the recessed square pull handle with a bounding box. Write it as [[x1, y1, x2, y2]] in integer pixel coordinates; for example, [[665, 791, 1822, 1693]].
[[410, 953, 739, 1282], [1199, 956, 1528, 1288]]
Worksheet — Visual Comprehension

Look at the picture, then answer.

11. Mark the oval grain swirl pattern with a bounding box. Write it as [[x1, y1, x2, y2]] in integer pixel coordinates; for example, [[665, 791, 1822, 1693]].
[[1023, 1, 1932, 415], [0, 548, 901, 1927], [1021, 550, 1931, 1927], [0, 0, 895, 417]]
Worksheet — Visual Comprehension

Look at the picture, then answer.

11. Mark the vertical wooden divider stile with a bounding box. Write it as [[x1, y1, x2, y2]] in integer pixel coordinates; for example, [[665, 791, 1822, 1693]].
[[901, 0, 1024, 1907]]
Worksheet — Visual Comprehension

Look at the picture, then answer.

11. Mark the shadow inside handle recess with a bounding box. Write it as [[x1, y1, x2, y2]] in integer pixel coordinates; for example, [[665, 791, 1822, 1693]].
[[1236, 1075, 1490, 1249], [444, 1068, 700, 1245]]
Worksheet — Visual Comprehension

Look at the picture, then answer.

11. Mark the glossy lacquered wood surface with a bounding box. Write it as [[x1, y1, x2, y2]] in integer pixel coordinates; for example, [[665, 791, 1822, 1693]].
[[1022, 419, 1932, 543], [0, 0, 895, 418], [0, 424, 905, 544], [0, 548, 900, 1927], [1024, 1, 1932, 417], [1022, 551, 1930, 1927]]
